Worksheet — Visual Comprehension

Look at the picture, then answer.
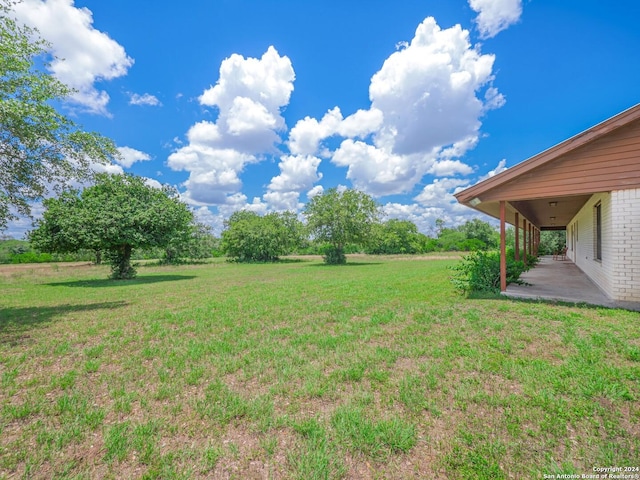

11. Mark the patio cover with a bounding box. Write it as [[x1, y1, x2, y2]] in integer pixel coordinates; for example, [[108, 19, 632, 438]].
[[455, 103, 640, 290]]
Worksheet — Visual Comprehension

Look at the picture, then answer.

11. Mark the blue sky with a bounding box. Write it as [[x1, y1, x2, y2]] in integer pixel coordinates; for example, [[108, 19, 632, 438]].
[[7, 0, 640, 237]]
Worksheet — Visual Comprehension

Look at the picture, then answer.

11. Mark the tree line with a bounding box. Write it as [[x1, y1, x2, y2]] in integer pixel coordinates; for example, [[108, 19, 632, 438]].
[[16, 171, 567, 280], [0, 2, 498, 279], [1, 2, 555, 281], [220, 191, 502, 264], [23, 176, 504, 279]]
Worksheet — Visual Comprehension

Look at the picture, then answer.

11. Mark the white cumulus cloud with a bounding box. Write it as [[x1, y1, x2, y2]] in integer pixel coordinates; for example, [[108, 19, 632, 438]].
[[469, 0, 523, 39], [372, 177, 482, 233], [486, 158, 508, 178], [116, 147, 151, 168], [288, 107, 383, 156], [307, 185, 324, 199], [332, 139, 435, 196], [90, 162, 124, 175], [472, 158, 509, 185], [382, 198, 486, 234], [262, 191, 301, 211], [288, 108, 343, 156], [129, 93, 161, 106], [369, 17, 498, 156], [168, 145, 254, 205], [428, 159, 474, 177], [197, 46, 294, 154], [263, 154, 323, 211], [285, 17, 504, 199], [13, 0, 133, 115], [382, 202, 441, 234], [414, 178, 469, 207], [169, 47, 295, 206], [143, 178, 163, 190], [338, 108, 384, 138], [268, 155, 322, 193]]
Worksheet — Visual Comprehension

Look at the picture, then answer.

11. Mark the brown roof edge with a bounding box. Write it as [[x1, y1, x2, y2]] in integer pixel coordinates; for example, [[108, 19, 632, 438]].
[[455, 103, 640, 203]]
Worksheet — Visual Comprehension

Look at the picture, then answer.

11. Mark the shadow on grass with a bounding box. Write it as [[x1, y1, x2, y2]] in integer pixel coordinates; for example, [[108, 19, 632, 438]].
[[309, 262, 382, 267], [141, 259, 223, 267], [45, 274, 197, 288], [0, 301, 128, 344], [225, 258, 311, 265], [276, 258, 311, 264], [503, 295, 627, 311], [466, 290, 623, 311], [465, 291, 504, 300]]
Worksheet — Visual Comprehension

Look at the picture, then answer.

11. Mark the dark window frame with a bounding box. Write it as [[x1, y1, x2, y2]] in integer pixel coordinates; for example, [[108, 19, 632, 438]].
[[595, 202, 602, 261]]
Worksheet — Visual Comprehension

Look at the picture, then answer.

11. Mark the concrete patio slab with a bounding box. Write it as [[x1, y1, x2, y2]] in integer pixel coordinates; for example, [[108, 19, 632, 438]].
[[503, 256, 640, 311]]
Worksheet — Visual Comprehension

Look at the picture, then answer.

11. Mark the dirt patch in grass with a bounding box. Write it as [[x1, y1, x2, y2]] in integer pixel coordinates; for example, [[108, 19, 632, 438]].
[[482, 372, 524, 397], [208, 424, 289, 480], [0, 261, 94, 277], [223, 371, 273, 398], [2, 258, 639, 478]]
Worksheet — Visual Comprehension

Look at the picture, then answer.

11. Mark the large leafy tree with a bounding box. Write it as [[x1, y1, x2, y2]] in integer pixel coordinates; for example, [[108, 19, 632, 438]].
[[0, 0, 117, 230], [304, 188, 380, 264], [162, 222, 219, 264], [433, 218, 498, 251], [30, 174, 193, 279], [458, 218, 499, 249], [366, 219, 426, 255], [221, 210, 305, 262]]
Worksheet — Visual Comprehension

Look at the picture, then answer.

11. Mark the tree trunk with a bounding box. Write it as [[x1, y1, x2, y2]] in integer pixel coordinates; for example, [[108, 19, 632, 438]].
[[109, 244, 136, 279]]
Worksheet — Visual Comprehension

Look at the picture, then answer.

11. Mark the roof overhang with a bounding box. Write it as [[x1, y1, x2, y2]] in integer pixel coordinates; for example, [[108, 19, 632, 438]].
[[466, 195, 593, 230], [455, 103, 640, 229]]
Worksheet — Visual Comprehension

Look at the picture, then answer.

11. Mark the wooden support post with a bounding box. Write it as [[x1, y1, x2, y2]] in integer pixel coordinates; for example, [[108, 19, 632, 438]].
[[500, 201, 507, 292], [532, 228, 536, 256], [522, 218, 527, 266], [529, 223, 533, 258], [533, 228, 536, 256], [514, 212, 520, 261]]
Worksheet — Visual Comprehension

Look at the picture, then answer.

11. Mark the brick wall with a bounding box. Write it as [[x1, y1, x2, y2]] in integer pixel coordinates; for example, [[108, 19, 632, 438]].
[[610, 188, 640, 301], [567, 188, 640, 301], [567, 192, 612, 297]]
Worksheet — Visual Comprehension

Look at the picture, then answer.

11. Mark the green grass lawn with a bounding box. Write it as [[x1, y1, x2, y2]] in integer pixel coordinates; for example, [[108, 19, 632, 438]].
[[1, 256, 639, 479]]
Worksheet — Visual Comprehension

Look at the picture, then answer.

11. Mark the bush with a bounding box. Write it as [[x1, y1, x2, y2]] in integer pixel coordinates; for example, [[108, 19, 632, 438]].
[[221, 211, 305, 263], [364, 219, 425, 255], [451, 249, 528, 294], [161, 223, 219, 265], [458, 238, 487, 252], [10, 251, 53, 263]]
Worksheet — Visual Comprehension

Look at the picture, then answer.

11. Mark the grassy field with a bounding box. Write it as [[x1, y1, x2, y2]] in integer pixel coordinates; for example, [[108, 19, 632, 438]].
[[0, 256, 639, 479]]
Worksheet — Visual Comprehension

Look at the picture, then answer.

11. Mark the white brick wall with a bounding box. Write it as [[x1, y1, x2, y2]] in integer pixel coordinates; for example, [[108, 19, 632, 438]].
[[567, 193, 612, 297], [611, 188, 640, 301], [567, 188, 640, 301]]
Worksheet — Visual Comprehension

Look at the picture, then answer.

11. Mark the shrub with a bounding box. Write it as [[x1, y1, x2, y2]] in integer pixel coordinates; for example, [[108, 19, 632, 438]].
[[525, 253, 539, 267], [10, 251, 53, 263], [451, 249, 528, 294], [161, 223, 219, 265], [221, 210, 305, 263], [458, 238, 487, 252], [364, 219, 425, 255]]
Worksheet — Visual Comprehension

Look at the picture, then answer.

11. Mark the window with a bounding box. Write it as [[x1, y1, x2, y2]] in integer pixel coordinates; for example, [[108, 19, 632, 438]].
[[595, 203, 602, 261]]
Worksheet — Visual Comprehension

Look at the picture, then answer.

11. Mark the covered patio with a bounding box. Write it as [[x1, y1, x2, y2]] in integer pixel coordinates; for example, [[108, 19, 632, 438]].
[[455, 104, 640, 306], [504, 256, 640, 311]]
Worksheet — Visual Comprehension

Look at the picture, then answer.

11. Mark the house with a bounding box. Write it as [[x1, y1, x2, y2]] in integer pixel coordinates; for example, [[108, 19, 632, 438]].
[[455, 103, 640, 302]]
